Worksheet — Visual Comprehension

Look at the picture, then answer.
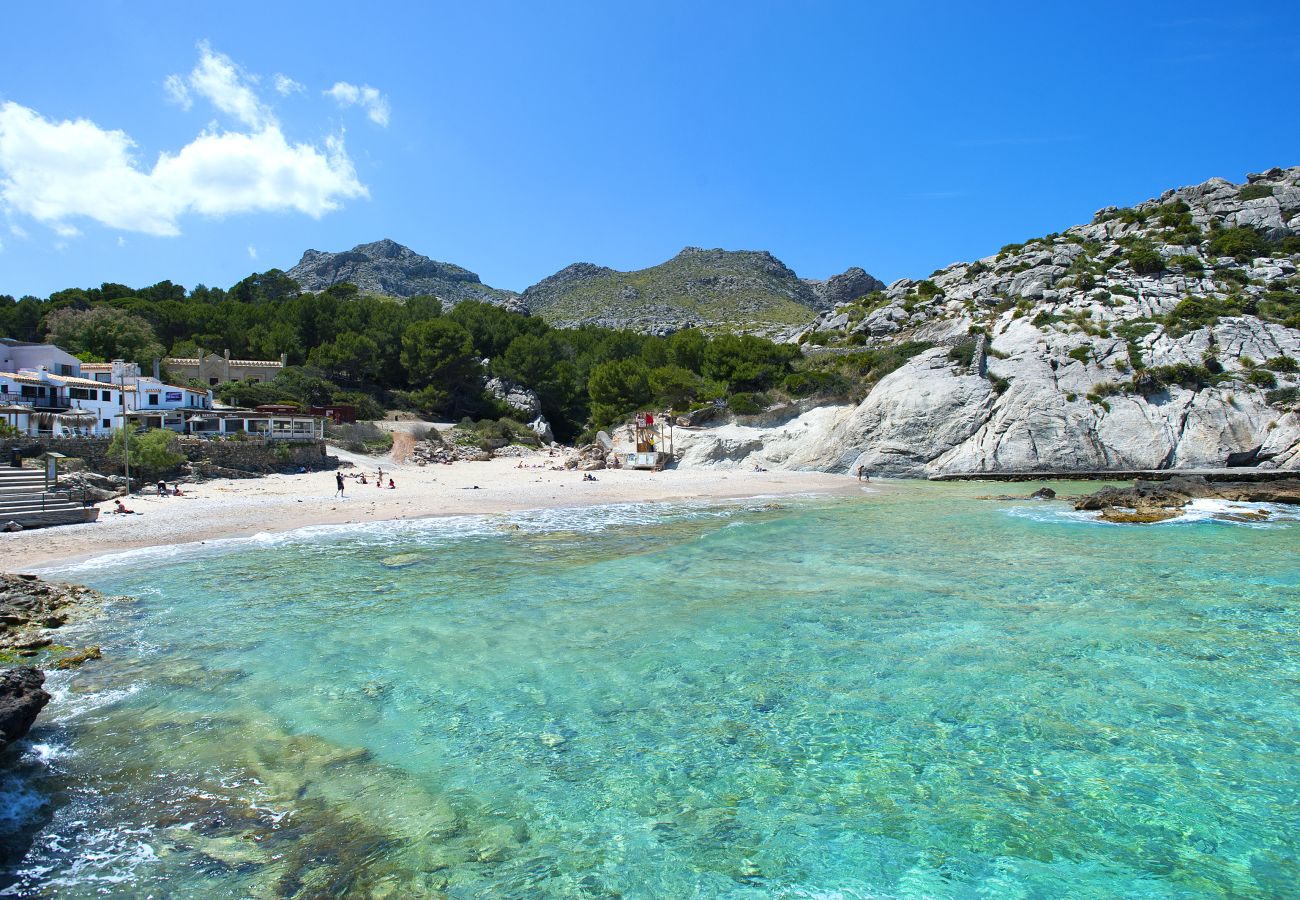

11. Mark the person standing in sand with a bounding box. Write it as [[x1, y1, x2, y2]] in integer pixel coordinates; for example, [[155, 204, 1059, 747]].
[[334, 472, 346, 499]]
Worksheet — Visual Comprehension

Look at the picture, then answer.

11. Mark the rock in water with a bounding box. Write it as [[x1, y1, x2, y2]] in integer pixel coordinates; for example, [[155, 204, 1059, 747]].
[[1029, 487, 1057, 500], [380, 553, 424, 569], [0, 667, 50, 750]]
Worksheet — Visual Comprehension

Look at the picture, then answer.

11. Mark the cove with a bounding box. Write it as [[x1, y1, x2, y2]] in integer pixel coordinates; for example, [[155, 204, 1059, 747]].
[[4, 482, 1299, 896]]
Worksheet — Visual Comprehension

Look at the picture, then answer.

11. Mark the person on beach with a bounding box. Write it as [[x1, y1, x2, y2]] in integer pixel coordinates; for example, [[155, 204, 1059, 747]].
[[334, 472, 346, 499], [157, 479, 167, 496], [113, 499, 134, 514], [856, 466, 869, 482], [388, 478, 396, 489]]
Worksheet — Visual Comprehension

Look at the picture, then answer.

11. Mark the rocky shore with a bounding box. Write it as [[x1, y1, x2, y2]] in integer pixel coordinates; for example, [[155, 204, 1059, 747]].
[[1071, 475, 1300, 523], [0, 574, 110, 749]]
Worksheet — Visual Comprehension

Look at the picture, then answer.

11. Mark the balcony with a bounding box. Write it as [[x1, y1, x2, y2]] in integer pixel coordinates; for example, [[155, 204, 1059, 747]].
[[0, 392, 72, 412]]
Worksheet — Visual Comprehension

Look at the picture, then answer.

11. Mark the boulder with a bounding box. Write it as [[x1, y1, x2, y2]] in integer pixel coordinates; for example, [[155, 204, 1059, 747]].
[[0, 667, 50, 750]]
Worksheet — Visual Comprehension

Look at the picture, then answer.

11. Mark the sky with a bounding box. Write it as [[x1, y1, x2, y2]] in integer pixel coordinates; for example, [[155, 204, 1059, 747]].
[[1, 1, 1297, 300]]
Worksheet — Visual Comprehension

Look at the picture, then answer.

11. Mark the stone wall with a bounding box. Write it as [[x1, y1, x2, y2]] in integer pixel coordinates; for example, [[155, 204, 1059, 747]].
[[2, 437, 335, 478]]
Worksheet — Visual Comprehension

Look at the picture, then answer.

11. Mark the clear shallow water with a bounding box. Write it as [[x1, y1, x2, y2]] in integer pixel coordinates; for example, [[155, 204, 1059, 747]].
[[5, 482, 1300, 897]]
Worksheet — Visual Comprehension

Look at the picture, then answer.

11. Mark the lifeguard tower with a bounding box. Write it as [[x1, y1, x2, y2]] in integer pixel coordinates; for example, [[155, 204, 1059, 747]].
[[623, 411, 674, 470]]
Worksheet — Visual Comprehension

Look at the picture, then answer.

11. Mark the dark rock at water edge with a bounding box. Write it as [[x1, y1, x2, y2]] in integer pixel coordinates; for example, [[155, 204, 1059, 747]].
[[0, 668, 49, 751], [1072, 476, 1300, 522]]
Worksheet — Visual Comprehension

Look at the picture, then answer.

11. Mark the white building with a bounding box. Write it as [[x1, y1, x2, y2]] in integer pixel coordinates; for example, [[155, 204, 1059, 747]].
[[0, 347, 211, 437]]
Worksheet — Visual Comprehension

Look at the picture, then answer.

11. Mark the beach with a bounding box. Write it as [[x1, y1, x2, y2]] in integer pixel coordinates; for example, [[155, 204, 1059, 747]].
[[4, 451, 859, 570]]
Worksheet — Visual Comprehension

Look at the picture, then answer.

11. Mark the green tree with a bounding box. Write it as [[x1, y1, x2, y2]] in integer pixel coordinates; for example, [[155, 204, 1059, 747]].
[[44, 306, 165, 365], [588, 359, 651, 425], [108, 428, 184, 479], [307, 331, 381, 383], [647, 364, 698, 409], [399, 319, 480, 414], [701, 333, 797, 392]]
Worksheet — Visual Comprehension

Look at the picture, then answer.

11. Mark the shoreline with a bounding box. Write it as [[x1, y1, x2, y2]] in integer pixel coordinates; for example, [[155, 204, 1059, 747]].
[[4, 452, 865, 571]]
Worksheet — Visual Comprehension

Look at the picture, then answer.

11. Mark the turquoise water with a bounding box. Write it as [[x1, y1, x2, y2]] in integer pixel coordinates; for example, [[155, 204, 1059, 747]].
[[4, 482, 1300, 897]]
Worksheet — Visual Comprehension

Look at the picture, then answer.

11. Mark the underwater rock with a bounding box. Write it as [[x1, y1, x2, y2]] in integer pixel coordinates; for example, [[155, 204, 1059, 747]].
[[0, 667, 50, 750], [52, 646, 101, 669], [380, 553, 424, 568], [1098, 508, 1182, 524], [538, 732, 567, 748]]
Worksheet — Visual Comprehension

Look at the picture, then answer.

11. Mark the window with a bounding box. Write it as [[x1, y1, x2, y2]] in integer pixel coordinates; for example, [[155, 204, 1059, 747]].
[[69, 387, 92, 400], [102, 419, 110, 429], [209, 377, 219, 386], [59, 364, 74, 376], [102, 390, 112, 401], [148, 394, 159, 406]]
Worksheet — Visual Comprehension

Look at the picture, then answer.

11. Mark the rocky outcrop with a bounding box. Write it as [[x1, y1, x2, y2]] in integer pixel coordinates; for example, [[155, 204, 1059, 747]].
[[0, 573, 106, 650], [679, 167, 1300, 476], [287, 239, 521, 310], [521, 247, 882, 335], [0, 668, 49, 751], [1072, 476, 1300, 523], [804, 267, 886, 308], [484, 378, 554, 444]]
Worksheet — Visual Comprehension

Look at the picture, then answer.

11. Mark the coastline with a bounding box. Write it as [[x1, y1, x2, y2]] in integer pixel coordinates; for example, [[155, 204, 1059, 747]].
[[3, 452, 864, 571]]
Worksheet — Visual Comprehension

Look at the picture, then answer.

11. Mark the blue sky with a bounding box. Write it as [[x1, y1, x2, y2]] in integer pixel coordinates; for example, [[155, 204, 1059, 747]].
[[1, 1, 1296, 300]]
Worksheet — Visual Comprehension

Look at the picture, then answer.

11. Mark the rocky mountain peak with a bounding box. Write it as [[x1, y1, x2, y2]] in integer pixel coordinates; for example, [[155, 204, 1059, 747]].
[[286, 240, 519, 309]]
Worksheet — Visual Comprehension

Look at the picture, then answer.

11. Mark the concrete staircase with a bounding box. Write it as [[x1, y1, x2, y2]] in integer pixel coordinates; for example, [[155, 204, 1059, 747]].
[[0, 468, 99, 530]]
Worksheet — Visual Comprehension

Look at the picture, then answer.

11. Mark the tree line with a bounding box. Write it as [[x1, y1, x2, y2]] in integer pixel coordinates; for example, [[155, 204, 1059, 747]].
[[0, 271, 802, 441]]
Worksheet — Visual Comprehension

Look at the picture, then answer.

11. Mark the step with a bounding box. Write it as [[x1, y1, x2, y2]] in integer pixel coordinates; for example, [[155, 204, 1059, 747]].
[[0, 501, 86, 515], [1, 508, 99, 529]]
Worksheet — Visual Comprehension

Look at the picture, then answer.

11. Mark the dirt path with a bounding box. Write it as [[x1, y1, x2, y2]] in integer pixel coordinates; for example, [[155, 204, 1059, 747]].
[[389, 431, 416, 464]]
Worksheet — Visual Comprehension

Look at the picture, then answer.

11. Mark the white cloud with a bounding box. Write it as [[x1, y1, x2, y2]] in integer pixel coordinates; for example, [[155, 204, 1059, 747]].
[[117, 236, 126, 247], [325, 81, 390, 127], [247, 244, 257, 259], [0, 99, 367, 237], [167, 41, 272, 129], [9, 222, 27, 239], [163, 74, 192, 110], [273, 74, 304, 96]]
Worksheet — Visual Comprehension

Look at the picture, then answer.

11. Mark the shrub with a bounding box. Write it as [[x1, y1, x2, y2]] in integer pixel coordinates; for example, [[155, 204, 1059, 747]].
[[1208, 226, 1269, 261], [1164, 295, 1243, 335], [1067, 346, 1092, 364], [1142, 364, 1215, 394], [947, 339, 978, 368], [1032, 311, 1064, 328], [1168, 254, 1204, 274], [1265, 386, 1298, 407], [916, 280, 941, 299], [989, 374, 1011, 395], [1264, 356, 1299, 373], [782, 370, 848, 398], [1239, 184, 1274, 201], [1246, 369, 1278, 388], [727, 392, 766, 415], [1126, 241, 1165, 275]]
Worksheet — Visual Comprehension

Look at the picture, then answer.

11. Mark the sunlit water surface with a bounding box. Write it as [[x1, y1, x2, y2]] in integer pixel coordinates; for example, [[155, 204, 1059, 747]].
[[4, 481, 1299, 897]]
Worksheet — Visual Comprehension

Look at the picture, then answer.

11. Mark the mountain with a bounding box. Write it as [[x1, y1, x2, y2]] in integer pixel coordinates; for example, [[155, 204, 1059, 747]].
[[520, 247, 883, 335], [675, 166, 1300, 475], [287, 239, 520, 309]]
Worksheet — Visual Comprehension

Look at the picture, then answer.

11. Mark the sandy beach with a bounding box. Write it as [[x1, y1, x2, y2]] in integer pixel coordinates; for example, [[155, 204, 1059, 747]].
[[3, 449, 861, 571]]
